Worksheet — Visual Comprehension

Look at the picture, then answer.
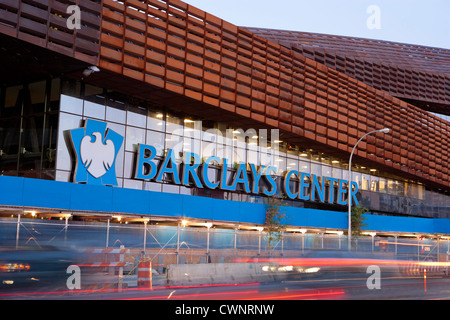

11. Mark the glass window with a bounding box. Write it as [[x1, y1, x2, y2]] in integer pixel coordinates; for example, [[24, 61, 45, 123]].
[[260, 148, 274, 167], [123, 178, 143, 190], [332, 166, 342, 180], [41, 113, 58, 172], [378, 178, 387, 193], [387, 179, 395, 194], [84, 100, 105, 120], [248, 149, 259, 167], [183, 118, 201, 139], [125, 126, 145, 152], [106, 93, 127, 124], [232, 147, 245, 165], [311, 163, 321, 176], [123, 151, 135, 179], [84, 84, 104, 105], [56, 112, 82, 171], [61, 78, 81, 98], [19, 113, 45, 173], [275, 155, 286, 175], [127, 105, 147, 128], [106, 105, 126, 124], [286, 158, 298, 172], [144, 181, 162, 192], [55, 170, 71, 182], [370, 176, 379, 192], [417, 184, 425, 200], [107, 122, 125, 177], [147, 109, 165, 132], [28, 81, 46, 113], [49, 78, 61, 111], [165, 134, 183, 162], [166, 114, 183, 135], [162, 184, 180, 194], [146, 130, 165, 157], [60, 94, 83, 115], [322, 165, 332, 177], [299, 159, 310, 174], [202, 128, 219, 158], [361, 174, 370, 190], [352, 172, 361, 189]]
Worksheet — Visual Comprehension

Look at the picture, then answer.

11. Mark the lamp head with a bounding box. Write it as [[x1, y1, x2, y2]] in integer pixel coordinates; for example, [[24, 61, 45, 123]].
[[380, 128, 390, 133]]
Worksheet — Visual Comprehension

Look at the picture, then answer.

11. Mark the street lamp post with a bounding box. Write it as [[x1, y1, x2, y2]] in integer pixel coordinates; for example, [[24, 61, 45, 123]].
[[348, 128, 389, 251]]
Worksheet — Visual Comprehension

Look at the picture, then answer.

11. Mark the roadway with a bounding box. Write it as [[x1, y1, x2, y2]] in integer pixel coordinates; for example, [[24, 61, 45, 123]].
[[2, 272, 450, 300]]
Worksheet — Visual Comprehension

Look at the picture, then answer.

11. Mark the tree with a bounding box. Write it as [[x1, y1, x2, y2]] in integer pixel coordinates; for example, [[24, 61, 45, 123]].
[[264, 196, 288, 252], [351, 204, 368, 236]]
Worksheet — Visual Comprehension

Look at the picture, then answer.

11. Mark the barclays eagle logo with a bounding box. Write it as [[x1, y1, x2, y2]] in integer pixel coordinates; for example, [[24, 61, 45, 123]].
[[69, 119, 123, 186]]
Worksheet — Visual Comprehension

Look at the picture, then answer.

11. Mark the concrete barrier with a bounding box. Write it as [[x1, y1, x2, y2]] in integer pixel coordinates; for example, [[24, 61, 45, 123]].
[[167, 262, 279, 286]]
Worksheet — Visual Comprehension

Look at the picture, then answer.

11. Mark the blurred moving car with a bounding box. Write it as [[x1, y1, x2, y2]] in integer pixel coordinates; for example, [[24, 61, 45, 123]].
[[0, 246, 79, 292], [256, 249, 402, 282]]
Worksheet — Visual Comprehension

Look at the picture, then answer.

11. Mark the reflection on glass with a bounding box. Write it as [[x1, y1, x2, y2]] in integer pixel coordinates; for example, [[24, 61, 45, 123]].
[[311, 163, 321, 176], [352, 172, 361, 188], [166, 114, 183, 135], [147, 130, 165, 156], [165, 134, 183, 161], [322, 165, 331, 177], [275, 156, 286, 175], [84, 100, 105, 120], [127, 106, 147, 128], [286, 159, 298, 172], [57, 112, 82, 171], [202, 136, 216, 159], [370, 176, 379, 192], [60, 94, 83, 115], [362, 174, 370, 190], [106, 105, 126, 124], [332, 166, 342, 180], [61, 78, 81, 98], [147, 109, 165, 132], [378, 178, 387, 193], [125, 126, 145, 152], [299, 160, 310, 174]]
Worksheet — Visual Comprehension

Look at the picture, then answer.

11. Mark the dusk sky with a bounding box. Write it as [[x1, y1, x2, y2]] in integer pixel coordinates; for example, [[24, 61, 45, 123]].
[[185, 0, 450, 49]]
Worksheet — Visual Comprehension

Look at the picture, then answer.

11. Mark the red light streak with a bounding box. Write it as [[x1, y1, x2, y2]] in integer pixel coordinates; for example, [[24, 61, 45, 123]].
[[245, 290, 346, 300], [121, 290, 260, 300], [0, 282, 260, 297]]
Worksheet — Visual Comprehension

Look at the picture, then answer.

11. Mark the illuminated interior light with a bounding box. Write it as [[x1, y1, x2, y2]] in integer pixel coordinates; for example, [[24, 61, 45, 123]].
[[304, 267, 320, 273]]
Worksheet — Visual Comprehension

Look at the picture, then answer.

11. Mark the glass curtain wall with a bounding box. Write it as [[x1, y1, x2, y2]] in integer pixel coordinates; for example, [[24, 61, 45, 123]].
[[0, 79, 59, 179], [1, 77, 447, 219]]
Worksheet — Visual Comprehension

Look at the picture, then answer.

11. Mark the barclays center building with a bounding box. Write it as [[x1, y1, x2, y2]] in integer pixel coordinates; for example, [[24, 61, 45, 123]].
[[0, 0, 449, 255]]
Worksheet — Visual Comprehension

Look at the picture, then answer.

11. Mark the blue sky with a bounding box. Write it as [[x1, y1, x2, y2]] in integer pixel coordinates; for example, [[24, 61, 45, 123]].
[[185, 0, 450, 49]]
